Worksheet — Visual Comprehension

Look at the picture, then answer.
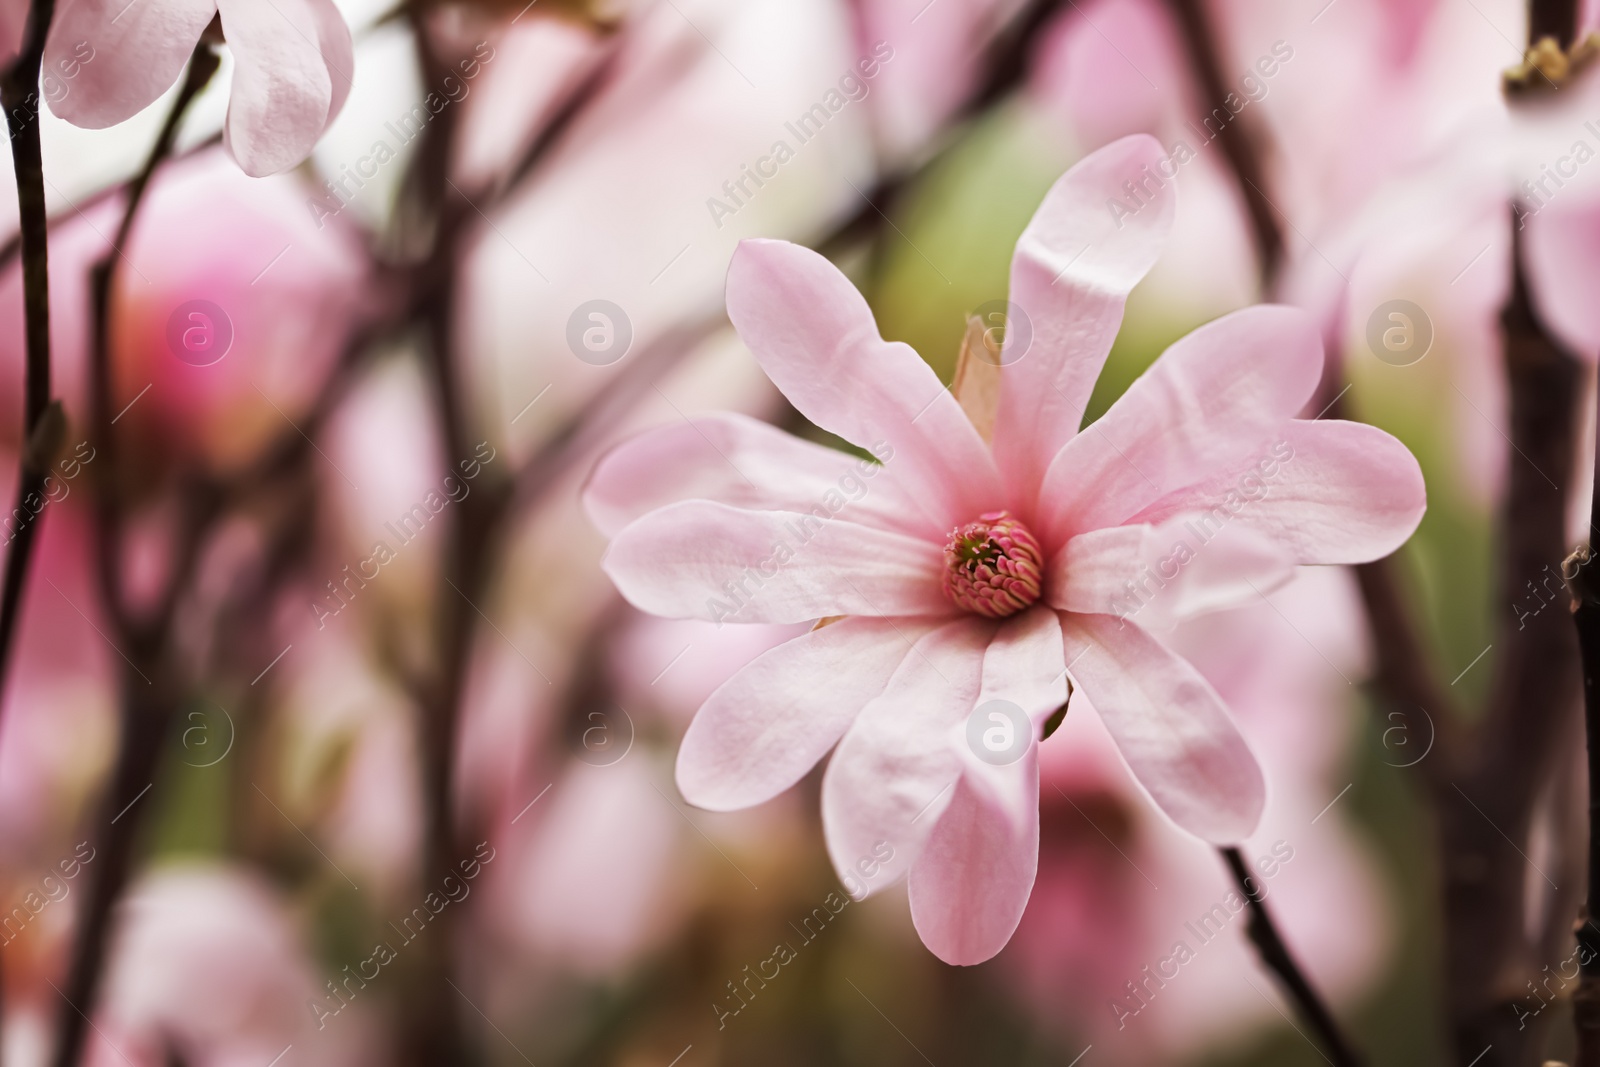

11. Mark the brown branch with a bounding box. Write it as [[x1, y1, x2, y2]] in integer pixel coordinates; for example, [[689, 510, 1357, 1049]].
[[51, 45, 219, 1067], [1222, 848, 1362, 1065], [1439, 215, 1583, 1067], [0, 0, 58, 775], [1531, 0, 1580, 49], [1164, 0, 1283, 282]]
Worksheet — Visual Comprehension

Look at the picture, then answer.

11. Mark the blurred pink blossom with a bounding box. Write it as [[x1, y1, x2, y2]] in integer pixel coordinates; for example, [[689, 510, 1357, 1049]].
[[85, 865, 377, 1066]]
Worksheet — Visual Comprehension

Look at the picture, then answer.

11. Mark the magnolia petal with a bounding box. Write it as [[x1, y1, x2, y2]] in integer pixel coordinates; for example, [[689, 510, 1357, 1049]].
[[1060, 612, 1265, 842], [603, 500, 952, 624], [1035, 305, 1324, 547], [908, 755, 1039, 966], [583, 412, 927, 540], [676, 616, 938, 811], [992, 134, 1175, 503], [1525, 194, 1600, 361], [1050, 520, 1296, 626], [1131, 419, 1426, 565], [44, 0, 217, 129], [217, 0, 349, 176], [821, 619, 992, 897], [725, 239, 1002, 535]]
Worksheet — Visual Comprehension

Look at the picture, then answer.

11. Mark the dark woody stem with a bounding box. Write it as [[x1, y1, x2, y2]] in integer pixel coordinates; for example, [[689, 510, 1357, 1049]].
[[50, 44, 219, 1067], [0, 0, 56, 774], [0, 3, 57, 1062], [1220, 848, 1363, 1067]]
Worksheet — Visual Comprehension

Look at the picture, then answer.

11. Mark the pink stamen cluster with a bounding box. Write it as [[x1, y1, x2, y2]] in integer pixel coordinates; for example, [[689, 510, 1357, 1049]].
[[941, 510, 1044, 618]]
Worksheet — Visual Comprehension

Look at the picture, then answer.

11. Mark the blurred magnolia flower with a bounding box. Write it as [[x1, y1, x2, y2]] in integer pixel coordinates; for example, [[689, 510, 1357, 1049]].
[[1008, 568, 1388, 1061], [0, 495, 115, 864], [0, 150, 371, 480], [85, 865, 376, 1067], [0, 1, 22, 64], [45, 0, 353, 176], [585, 134, 1426, 964], [491, 756, 685, 977]]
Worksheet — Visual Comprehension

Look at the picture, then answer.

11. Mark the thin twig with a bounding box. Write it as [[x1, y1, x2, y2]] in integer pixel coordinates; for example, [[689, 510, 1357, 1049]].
[[1221, 848, 1363, 1066], [51, 44, 220, 1067], [0, 0, 58, 762]]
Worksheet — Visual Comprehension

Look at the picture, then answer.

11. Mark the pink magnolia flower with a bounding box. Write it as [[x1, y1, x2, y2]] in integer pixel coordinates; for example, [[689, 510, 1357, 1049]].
[[584, 133, 1426, 965], [44, 0, 353, 176]]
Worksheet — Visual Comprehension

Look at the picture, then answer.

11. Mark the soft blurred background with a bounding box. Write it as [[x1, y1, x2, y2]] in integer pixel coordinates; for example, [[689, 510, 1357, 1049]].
[[0, 0, 1582, 1063]]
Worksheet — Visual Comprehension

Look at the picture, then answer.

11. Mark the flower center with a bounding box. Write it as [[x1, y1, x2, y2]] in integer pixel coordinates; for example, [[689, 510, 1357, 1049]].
[[941, 510, 1044, 618]]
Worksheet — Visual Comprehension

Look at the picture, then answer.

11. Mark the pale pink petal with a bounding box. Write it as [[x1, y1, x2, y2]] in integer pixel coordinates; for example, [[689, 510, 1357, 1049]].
[[602, 500, 953, 624], [1524, 193, 1600, 361], [676, 616, 938, 811], [992, 134, 1175, 504], [583, 412, 927, 539], [725, 239, 1002, 535], [1131, 419, 1426, 565], [1035, 305, 1324, 546], [910, 611, 1062, 964], [217, 0, 349, 176], [1060, 613, 1265, 842], [1050, 520, 1295, 626], [908, 755, 1039, 966], [979, 605, 1068, 733], [821, 618, 992, 896], [44, 0, 217, 128]]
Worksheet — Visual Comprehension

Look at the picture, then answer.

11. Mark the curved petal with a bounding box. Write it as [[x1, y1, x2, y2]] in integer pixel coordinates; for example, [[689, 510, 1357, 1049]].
[[979, 604, 1067, 734], [1049, 520, 1295, 627], [583, 412, 927, 539], [725, 239, 1002, 535], [44, 0, 217, 129], [1131, 419, 1426, 565], [603, 500, 953, 624], [675, 616, 937, 811], [821, 618, 992, 897], [908, 756, 1039, 966], [1035, 305, 1324, 547], [992, 134, 1175, 504], [303, 0, 353, 122], [1060, 612, 1265, 842], [217, 0, 348, 176]]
